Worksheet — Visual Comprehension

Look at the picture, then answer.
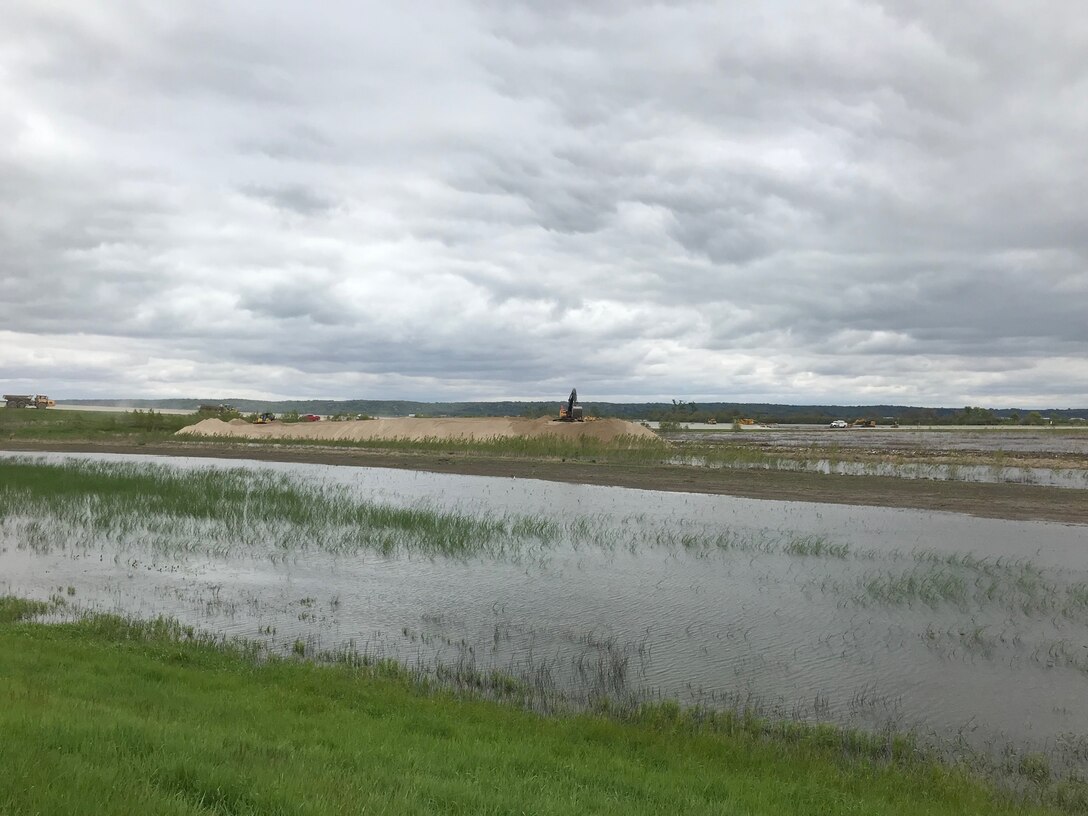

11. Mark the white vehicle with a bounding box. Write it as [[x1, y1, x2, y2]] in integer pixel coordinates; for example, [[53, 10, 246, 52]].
[[829, 419, 848, 428]]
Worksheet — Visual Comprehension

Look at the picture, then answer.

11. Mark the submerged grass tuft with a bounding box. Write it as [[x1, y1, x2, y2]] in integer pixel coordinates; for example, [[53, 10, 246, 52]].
[[863, 568, 968, 607], [783, 535, 850, 558]]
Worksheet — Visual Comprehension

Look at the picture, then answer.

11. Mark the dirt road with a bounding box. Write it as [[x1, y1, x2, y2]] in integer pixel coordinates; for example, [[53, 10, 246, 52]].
[[3, 440, 1085, 525]]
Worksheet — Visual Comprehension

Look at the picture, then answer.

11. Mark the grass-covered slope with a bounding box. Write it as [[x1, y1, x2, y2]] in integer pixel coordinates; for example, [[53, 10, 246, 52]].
[[0, 600, 1064, 816]]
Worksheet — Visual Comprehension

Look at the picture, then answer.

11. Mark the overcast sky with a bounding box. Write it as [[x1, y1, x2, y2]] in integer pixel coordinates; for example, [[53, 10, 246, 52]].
[[2, 1, 1086, 406]]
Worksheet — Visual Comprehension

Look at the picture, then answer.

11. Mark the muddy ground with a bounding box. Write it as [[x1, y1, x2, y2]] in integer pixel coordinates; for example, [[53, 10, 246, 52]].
[[3, 439, 1085, 525]]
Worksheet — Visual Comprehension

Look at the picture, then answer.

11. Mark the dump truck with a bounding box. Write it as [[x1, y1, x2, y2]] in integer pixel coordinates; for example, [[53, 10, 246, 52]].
[[4, 394, 56, 409]]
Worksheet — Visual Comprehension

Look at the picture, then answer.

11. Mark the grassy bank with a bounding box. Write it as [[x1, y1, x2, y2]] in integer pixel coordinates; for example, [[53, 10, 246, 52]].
[[0, 599, 1070, 816]]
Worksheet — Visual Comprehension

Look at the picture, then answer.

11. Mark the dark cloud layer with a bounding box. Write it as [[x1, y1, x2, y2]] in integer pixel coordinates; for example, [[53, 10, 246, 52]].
[[1, 1, 1085, 405]]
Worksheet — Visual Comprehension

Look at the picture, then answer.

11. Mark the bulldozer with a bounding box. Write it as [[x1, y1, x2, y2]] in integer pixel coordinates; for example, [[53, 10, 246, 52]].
[[556, 388, 584, 422], [4, 394, 55, 409], [255, 412, 276, 424]]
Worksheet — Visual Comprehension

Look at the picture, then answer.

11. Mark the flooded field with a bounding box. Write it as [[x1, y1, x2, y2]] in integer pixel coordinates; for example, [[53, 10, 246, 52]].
[[669, 427, 1088, 457], [670, 454, 1088, 489], [3, 451, 1088, 774], [666, 427, 1088, 488]]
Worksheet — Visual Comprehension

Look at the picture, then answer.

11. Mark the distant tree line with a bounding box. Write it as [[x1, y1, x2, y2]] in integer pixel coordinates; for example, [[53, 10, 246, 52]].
[[895, 406, 1058, 426]]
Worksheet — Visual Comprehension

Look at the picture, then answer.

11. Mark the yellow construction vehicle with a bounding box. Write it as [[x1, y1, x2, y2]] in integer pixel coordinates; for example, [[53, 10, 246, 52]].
[[852, 418, 877, 428], [556, 388, 584, 422], [3, 394, 55, 409], [255, 412, 276, 424]]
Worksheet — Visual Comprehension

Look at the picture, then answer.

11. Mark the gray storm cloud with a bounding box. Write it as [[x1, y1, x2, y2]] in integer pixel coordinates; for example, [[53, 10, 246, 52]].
[[0, 0, 1085, 405]]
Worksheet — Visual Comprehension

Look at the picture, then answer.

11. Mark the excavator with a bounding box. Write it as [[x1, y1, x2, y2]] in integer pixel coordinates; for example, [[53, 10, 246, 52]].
[[556, 388, 584, 422]]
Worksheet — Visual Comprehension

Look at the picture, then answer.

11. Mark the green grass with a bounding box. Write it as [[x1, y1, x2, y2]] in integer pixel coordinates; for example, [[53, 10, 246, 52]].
[[0, 603, 1073, 816], [187, 429, 678, 463], [0, 458, 875, 562], [784, 534, 851, 558], [0, 458, 559, 558], [863, 568, 969, 607], [0, 595, 50, 623], [0, 407, 198, 441]]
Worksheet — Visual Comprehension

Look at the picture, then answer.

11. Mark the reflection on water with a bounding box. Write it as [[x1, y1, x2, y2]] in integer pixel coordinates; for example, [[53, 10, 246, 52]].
[[3, 451, 1088, 770]]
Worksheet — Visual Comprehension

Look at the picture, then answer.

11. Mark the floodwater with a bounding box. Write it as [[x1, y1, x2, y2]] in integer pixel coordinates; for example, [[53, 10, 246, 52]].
[[667, 427, 1088, 456], [671, 455, 1088, 489], [3, 451, 1088, 768], [663, 427, 1088, 488]]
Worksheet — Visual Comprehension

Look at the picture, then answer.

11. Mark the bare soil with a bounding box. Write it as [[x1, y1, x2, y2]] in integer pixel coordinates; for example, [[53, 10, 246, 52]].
[[4, 439, 1085, 525], [177, 416, 657, 443]]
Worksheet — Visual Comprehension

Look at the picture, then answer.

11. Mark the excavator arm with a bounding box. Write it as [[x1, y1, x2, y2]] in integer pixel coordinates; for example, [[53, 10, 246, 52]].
[[557, 388, 584, 422]]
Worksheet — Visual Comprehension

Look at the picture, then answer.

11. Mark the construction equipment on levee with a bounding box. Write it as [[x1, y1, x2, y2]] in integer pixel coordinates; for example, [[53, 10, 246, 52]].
[[555, 388, 584, 422], [4, 394, 56, 409]]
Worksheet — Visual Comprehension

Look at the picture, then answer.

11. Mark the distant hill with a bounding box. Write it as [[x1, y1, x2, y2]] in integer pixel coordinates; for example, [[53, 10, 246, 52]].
[[56, 398, 1088, 425]]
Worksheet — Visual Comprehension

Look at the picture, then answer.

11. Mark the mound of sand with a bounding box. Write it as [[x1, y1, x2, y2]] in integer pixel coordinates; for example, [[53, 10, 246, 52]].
[[175, 416, 658, 444]]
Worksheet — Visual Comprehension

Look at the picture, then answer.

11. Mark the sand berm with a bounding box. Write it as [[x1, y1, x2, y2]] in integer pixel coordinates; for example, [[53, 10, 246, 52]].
[[176, 416, 658, 444]]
